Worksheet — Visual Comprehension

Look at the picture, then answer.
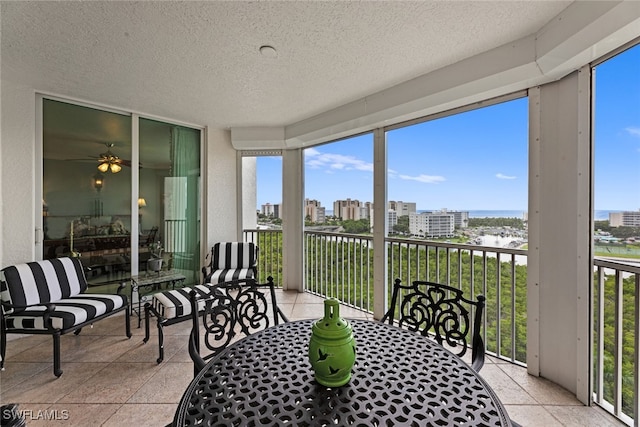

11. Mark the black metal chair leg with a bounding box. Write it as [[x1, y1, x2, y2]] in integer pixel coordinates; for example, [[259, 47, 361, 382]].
[[52, 332, 63, 377], [156, 318, 165, 364], [0, 316, 7, 371], [143, 303, 151, 343], [125, 305, 132, 338]]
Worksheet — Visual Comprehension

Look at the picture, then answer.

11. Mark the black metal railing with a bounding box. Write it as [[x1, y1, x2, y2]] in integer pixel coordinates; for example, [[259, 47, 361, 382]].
[[243, 228, 638, 425]]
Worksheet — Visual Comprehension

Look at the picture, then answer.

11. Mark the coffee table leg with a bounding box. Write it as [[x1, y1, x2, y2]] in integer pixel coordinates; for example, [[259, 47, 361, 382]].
[[131, 282, 142, 328]]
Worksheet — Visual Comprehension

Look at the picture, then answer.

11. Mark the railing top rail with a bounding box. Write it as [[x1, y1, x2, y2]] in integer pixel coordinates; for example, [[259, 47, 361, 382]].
[[384, 236, 527, 256], [593, 257, 640, 274], [303, 230, 374, 239]]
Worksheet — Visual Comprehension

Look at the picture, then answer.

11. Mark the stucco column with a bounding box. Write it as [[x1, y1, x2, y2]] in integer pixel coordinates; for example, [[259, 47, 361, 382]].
[[282, 148, 304, 291], [528, 67, 592, 404]]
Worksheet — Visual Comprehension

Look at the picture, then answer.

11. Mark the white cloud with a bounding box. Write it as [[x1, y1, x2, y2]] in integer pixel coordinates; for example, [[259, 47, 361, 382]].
[[496, 173, 516, 180], [625, 127, 640, 137], [398, 174, 445, 183], [304, 149, 373, 172]]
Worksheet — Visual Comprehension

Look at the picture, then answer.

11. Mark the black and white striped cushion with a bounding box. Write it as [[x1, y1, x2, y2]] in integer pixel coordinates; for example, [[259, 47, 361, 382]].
[[212, 242, 257, 270], [151, 284, 210, 319], [1, 257, 88, 315], [209, 268, 254, 283], [4, 293, 127, 331]]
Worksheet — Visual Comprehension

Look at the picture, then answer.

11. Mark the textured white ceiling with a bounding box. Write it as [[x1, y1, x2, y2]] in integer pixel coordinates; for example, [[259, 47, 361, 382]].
[[1, 1, 572, 129]]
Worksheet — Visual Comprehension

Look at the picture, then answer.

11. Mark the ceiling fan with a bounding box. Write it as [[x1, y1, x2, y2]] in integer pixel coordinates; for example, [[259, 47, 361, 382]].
[[96, 143, 131, 173]]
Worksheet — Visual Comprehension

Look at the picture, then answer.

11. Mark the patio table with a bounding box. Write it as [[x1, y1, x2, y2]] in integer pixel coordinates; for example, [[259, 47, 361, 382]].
[[173, 318, 512, 426]]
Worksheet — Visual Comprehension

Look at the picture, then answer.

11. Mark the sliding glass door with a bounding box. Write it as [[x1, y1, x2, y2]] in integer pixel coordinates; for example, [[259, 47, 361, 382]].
[[42, 98, 201, 290], [139, 118, 201, 285]]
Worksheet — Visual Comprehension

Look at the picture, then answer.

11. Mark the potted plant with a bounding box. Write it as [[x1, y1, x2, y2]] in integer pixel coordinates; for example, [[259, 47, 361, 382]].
[[147, 241, 164, 272]]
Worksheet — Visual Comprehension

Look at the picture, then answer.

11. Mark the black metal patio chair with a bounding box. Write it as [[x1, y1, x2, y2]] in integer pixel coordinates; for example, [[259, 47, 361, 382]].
[[381, 278, 486, 372], [188, 276, 289, 376]]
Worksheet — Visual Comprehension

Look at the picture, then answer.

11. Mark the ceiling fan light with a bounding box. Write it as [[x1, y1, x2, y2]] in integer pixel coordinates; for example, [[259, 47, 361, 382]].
[[110, 163, 122, 173], [97, 162, 110, 173]]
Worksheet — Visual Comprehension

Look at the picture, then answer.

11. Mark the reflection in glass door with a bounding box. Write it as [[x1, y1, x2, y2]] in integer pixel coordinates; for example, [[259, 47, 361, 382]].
[[42, 99, 132, 290], [42, 99, 202, 290], [139, 118, 201, 286]]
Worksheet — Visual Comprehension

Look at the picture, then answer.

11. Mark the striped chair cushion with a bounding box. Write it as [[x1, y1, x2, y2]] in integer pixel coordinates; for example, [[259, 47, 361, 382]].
[[211, 242, 257, 270], [1, 257, 88, 315], [209, 268, 254, 284], [4, 293, 127, 331], [151, 285, 211, 320]]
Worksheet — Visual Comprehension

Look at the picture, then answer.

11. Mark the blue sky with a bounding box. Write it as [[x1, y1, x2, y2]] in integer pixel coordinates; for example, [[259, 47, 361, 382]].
[[258, 44, 639, 212]]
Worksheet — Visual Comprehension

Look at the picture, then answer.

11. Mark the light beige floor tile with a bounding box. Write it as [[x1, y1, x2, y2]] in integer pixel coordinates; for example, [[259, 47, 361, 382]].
[[293, 292, 326, 304], [115, 334, 187, 363], [504, 405, 563, 427], [164, 342, 192, 363], [102, 403, 176, 427], [127, 362, 193, 404], [1, 362, 109, 403], [26, 403, 121, 426], [478, 364, 538, 405], [61, 334, 139, 363], [160, 319, 193, 335], [497, 363, 582, 406], [277, 302, 295, 319], [0, 362, 51, 391], [290, 303, 325, 320], [6, 336, 99, 364], [4, 334, 50, 358], [274, 289, 301, 303], [544, 405, 627, 426], [57, 362, 159, 404]]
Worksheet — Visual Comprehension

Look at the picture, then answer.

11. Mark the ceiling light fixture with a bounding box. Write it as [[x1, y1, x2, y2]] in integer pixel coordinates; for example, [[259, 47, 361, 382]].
[[97, 143, 124, 173]]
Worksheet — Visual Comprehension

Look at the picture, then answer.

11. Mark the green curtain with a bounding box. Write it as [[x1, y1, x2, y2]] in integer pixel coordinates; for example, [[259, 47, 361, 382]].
[[170, 126, 200, 284]]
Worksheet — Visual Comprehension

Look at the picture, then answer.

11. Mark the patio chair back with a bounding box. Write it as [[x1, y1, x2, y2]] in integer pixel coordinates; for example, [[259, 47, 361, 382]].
[[188, 276, 289, 376], [381, 278, 486, 372], [201, 242, 258, 283]]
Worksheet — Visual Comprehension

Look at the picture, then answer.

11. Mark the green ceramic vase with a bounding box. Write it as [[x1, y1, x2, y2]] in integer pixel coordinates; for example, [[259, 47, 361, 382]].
[[308, 298, 357, 387]]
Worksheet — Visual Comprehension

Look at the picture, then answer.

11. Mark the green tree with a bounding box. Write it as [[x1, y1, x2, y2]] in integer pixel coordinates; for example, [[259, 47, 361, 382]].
[[393, 215, 410, 235], [342, 219, 370, 234]]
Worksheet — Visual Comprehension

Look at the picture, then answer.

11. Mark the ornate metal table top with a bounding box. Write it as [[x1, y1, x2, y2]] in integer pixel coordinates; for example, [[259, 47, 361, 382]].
[[173, 319, 511, 426]]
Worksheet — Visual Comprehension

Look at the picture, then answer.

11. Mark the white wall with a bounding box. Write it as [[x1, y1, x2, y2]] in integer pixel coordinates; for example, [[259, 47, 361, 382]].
[[1, 80, 37, 266], [241, 156, 257, 232], [203, 128, 238, 260]]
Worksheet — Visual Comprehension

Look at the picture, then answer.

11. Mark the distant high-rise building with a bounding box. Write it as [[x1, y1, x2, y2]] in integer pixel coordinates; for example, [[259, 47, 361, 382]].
[[388, 210, 398, 229], [433, 208, 469, 228], [409, 212, 455, 237], [333, 199, 363, 220], [360, 202, 373, 220], [261, 203, 281, 218], [609, 209, 640, 227], [388, 201, 417, 216], [305, 199, 326, 223]]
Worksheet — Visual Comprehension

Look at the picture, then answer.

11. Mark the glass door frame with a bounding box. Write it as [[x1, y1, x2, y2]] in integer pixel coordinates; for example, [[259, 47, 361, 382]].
[[36, 93, 206, 281]]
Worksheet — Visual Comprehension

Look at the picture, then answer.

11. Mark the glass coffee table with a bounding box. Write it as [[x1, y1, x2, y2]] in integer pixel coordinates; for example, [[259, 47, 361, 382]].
[[129, 271, 186, 328]]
